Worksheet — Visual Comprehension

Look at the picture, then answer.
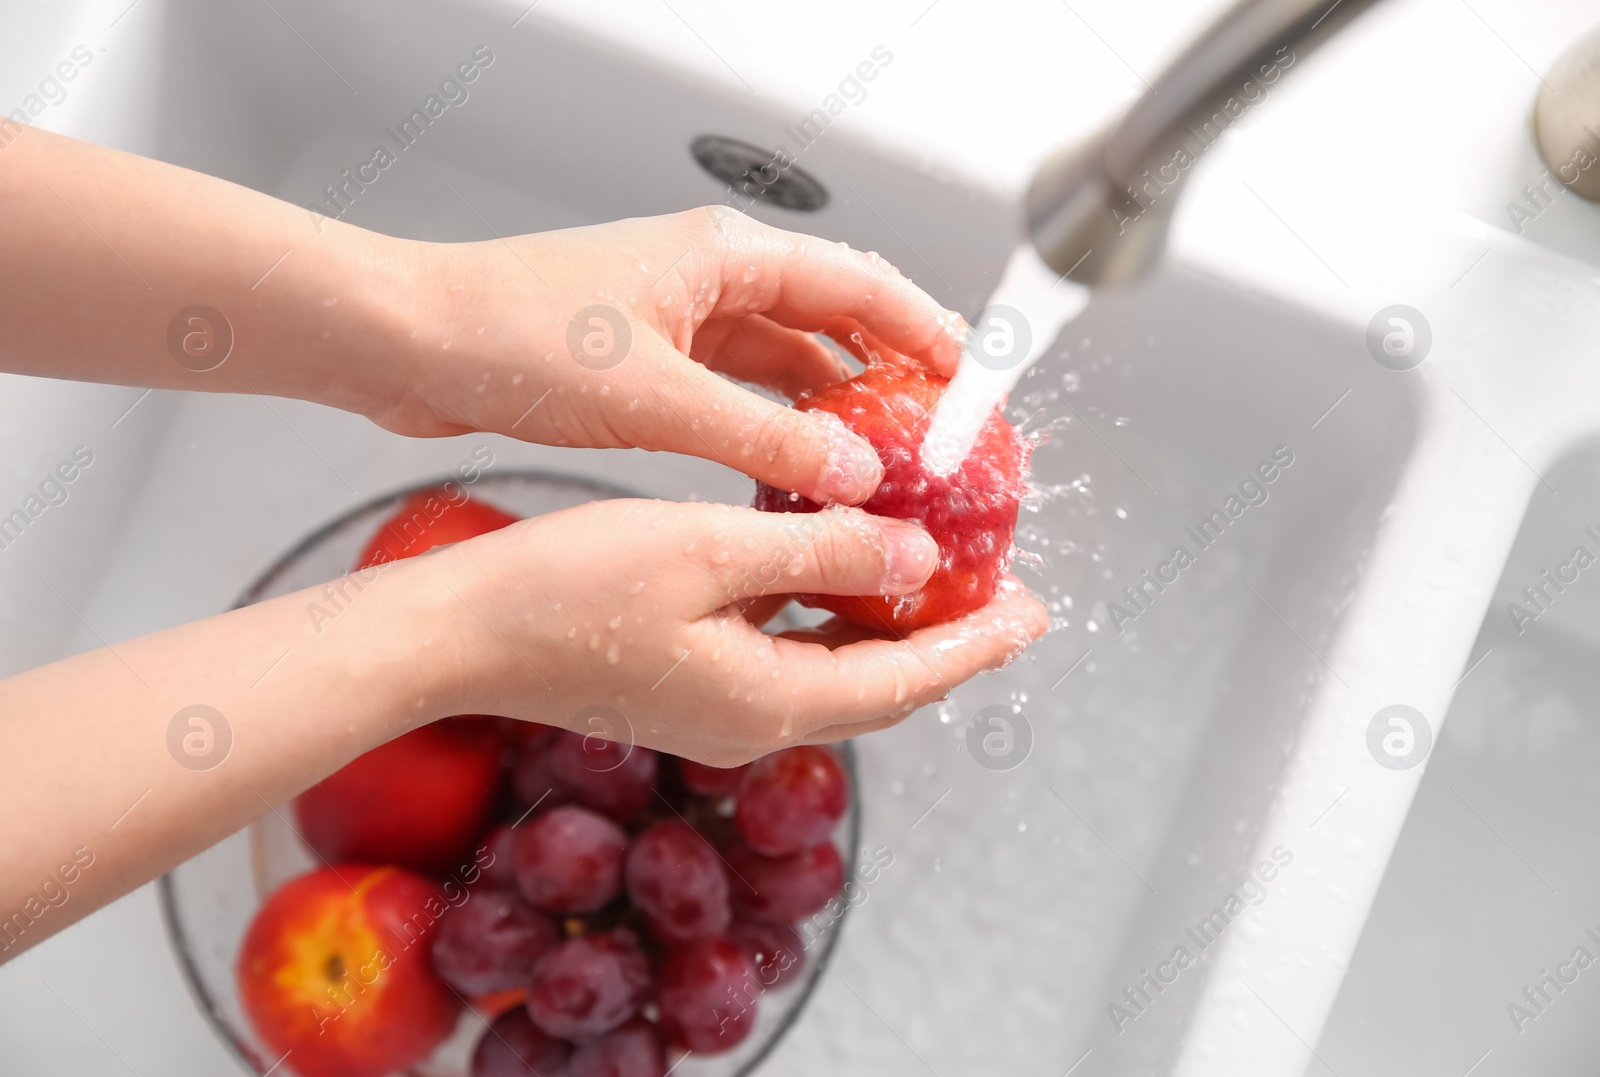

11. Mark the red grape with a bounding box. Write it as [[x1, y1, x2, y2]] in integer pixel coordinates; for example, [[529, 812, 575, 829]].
[[679, 759, 747, 798], [513, 805, 628, 914], [548, 731, 658, 823], [734, 747, 847, 856], [729, 920, 807, 990], [432, 889, 558, 995], [526, 929, 650, 1041], [477, 825, 519, 890], [726, 841, 844, 925], [470, 1008, 573, 1077], [504, 719, 560, 753], [513, 747, 570, 811], [567, 1016, 666, 1077], [657, 937, 758, 1054], [624, 821, 730, 944]]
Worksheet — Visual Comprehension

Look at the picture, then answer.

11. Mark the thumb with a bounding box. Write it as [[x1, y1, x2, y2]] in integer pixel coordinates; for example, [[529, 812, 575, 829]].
[[708, 506, 940, 607], [646, 352, 885, 505]]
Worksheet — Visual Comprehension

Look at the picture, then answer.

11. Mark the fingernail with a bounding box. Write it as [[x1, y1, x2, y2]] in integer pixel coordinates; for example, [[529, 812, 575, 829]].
[[814, 412, 883, 504], [878, 519, 939, 592]]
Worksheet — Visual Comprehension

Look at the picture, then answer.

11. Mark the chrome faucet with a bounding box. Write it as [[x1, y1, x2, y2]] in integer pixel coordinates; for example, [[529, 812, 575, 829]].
[[1025, 0, 1383, 285]]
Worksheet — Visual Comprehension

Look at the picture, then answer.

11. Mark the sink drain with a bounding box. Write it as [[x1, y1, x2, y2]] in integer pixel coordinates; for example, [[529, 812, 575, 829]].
[[690, 135, 829, 212]]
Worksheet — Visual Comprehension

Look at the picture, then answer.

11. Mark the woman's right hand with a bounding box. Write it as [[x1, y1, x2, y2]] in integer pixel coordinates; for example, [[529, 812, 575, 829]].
[[402, 498, 1047, 766]]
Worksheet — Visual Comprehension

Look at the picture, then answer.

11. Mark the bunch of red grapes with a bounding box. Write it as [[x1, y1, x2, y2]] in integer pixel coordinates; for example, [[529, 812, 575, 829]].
[[449, 731, 849, 1075]]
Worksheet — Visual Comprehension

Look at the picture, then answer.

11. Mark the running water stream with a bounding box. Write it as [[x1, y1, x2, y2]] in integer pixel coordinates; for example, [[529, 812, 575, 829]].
[[920, 243, 1092, 475]]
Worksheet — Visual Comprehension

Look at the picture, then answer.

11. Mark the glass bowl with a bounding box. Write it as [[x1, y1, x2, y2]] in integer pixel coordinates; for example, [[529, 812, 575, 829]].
[[159, 469, 860, 1077]]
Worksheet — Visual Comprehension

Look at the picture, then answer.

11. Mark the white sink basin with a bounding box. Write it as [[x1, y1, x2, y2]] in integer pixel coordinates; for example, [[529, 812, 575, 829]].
[[1314, 445, 1600, 1076], [6, 1, 1600, 1076]]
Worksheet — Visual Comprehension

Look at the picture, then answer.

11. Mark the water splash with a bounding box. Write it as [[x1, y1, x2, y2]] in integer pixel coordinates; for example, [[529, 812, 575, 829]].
[[921, 243, 1092, 476]]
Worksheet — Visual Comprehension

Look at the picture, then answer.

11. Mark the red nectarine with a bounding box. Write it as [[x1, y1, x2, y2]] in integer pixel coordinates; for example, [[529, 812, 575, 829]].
[[293, 717, 504, 876], [237, 866, 459, 1077]]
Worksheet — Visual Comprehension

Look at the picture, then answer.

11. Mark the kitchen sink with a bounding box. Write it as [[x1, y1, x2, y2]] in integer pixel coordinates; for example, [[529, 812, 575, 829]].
[[5, 1, 1600, 1075]]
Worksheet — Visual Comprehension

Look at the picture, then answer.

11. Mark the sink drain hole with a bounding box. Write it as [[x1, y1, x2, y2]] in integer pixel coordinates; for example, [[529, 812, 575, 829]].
[[690, 135, 829, 212]]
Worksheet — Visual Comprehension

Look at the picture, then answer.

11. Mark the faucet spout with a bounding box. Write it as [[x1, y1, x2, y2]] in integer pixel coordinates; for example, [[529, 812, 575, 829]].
[[1025, 0, 1383, 285]]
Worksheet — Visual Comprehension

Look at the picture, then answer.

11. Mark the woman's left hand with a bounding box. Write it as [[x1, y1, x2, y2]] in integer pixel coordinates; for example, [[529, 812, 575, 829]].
[[364, 207, 969, 505]]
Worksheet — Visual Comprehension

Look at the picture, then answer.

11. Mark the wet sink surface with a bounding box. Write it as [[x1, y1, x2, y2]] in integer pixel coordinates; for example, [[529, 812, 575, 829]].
[[1314, 449, 1600, 1077]]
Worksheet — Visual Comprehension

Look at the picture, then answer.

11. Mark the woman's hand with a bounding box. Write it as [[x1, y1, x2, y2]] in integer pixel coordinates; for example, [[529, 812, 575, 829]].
[[3, 130, 969, 505], [366, 208, 969, 505], [3, 134, 965, 511], [413, 498, 1047, 765]]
